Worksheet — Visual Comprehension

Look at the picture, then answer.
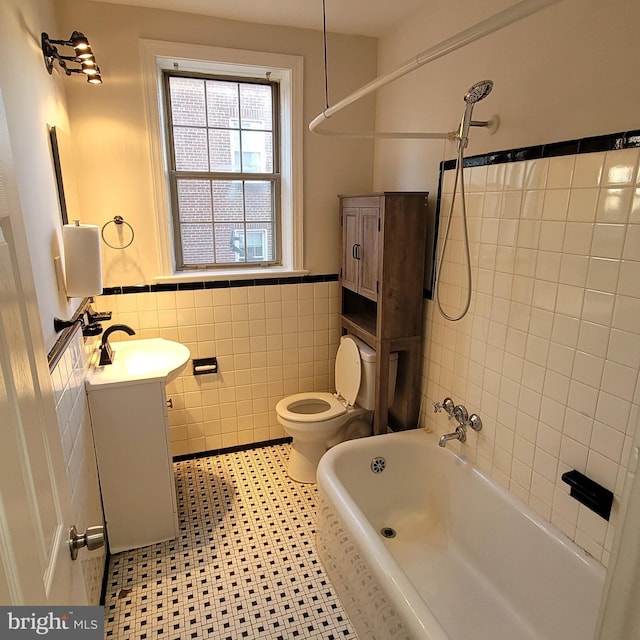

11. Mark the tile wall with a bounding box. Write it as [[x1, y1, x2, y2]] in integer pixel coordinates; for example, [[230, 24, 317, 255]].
[[94, 280, 341, 456], [423, 145, 640, 567], [50, 328, 106, 603]]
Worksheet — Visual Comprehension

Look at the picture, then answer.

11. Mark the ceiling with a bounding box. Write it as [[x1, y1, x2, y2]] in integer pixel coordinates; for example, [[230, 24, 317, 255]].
[[89, 0, 428, 37]]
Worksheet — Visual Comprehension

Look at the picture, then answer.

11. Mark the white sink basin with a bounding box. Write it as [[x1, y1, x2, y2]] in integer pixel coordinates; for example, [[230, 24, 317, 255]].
[[86, 338, 190, 388]]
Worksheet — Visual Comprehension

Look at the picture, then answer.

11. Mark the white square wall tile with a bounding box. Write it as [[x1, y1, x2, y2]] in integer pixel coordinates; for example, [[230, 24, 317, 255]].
[[555, 284, 584, 318], [602, 148, 639, 186], [591, 223, 626, 259], [560, 435, 589, 470], [559, 253, 588, 286], [538, 221, 566, 251], [547, 342, 575, 376], [542, 189, 571, 220], [567, 188, 599, 222], [607, 329, 640, 368], [572, 152, 604, 188], [600, 360, 637, 402], [596, 188, 634, 223], [612, 295, 640, 334], [577, 321, 610, 359], [590, 421, 625, 463], [562, 408, 593, 446], [586, 257, 620, 294], [623, 225, 640, 261], [586, 449, 619, 489], [567, 379, 598, 417], [547, 156, 575, 189], [582, 290, 615, 326], [523, 158, 548, 190], [563, 222, 594, 255], [617, 260, 640, 298]]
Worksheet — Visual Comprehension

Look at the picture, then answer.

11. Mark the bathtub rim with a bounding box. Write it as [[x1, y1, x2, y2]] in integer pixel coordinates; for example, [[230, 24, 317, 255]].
[[317, 430, 451, 640], [316, 428, 606, 640]]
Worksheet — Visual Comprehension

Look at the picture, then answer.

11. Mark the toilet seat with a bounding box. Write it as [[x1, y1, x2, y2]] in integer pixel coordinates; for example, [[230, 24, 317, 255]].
[[334, 336, 362, 407], [275, 337, 363, 426], [275, 392, 347, 424]]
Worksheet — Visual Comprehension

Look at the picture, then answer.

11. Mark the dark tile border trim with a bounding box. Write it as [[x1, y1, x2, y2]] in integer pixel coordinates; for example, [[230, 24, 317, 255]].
[[101, 274, 338, 297], [172, 436, 292, 462], [440, 128, 640, 172]]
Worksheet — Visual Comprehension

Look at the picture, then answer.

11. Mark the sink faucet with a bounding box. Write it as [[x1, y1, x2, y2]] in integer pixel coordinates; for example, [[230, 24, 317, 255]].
[[99, 324, 136, 366]]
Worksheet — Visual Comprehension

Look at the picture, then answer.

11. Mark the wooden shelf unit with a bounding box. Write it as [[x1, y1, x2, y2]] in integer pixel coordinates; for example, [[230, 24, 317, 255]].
[[339, 192, 429, 435]]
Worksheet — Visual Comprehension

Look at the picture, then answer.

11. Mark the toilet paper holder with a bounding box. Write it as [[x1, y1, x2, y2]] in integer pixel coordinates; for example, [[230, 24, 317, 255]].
[[193, 357, 218, 375]]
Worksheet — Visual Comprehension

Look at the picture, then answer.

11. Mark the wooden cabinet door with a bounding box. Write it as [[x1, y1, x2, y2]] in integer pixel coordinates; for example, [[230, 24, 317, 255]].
[[341, 207, 359, 293], [358, 207, 379, 301]]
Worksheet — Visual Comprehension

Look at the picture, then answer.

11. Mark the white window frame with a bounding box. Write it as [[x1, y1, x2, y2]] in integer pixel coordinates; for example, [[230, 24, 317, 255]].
[[140, 39, 304, 281]]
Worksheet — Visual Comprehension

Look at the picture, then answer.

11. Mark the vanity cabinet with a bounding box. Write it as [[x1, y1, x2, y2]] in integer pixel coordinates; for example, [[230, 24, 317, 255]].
[[339, 192, 429, 435], [86, 380, 178, 553]]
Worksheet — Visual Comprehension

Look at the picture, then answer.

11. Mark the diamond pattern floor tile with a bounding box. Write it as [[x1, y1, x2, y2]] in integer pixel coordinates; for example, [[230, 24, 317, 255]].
[[103, 443, 357, 639]]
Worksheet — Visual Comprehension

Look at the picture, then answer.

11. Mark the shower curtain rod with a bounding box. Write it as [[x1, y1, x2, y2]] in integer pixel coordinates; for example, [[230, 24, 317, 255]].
[[309, 0, 561, 139]]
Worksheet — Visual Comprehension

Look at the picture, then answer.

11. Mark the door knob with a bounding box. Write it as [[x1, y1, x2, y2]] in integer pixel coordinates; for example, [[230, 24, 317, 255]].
[[69, 524, 105, 561]]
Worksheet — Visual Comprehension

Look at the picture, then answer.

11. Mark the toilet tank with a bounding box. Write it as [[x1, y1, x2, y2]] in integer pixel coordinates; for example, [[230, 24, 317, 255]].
[[340, 335, 398, 411]]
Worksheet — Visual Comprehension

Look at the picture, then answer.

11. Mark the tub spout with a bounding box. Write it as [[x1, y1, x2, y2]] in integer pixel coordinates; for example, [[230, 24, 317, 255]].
[[438, 426, 467, 447]]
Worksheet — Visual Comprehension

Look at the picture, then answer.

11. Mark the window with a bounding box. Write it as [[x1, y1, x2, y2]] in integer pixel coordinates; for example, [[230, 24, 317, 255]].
[[164, 73, 279, 269], [232, 229, 267, 262], [140, 40, 303, 278]]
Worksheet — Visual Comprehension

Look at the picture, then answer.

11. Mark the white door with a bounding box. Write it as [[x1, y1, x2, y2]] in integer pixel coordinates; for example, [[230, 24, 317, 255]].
[[0, 88, 86, 605]]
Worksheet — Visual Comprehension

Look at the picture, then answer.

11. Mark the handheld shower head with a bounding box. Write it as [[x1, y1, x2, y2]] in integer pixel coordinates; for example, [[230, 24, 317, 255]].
[[464, 80, 493, 104], [458, 80, 494, 149]]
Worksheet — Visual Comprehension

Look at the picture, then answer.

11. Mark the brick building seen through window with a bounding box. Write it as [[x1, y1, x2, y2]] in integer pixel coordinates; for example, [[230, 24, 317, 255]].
[[164, 73, 279, 269]]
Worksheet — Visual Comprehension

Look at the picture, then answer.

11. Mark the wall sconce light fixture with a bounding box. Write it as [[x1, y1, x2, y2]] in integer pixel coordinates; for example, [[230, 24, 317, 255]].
[[41, 31, 102, 84]]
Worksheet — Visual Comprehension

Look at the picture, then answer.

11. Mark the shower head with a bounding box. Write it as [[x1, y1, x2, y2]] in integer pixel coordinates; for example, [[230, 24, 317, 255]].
[[464, 80, 493, 104], [458, 80, 494, 150]]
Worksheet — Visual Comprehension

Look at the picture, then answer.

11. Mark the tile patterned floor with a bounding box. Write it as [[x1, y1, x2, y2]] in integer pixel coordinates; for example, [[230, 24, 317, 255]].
[[103, 442, 358, 639]]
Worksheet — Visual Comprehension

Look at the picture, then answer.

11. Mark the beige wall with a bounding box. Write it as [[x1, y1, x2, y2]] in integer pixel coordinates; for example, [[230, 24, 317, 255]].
[[373, 0, 640, 195], [0, 0, 79, 348], [54, 0, 377, 286]]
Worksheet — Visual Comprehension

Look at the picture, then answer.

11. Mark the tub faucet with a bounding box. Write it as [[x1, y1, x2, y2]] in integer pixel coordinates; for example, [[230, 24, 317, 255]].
[[438, 426, 467, 447], [434, 397, 483, 447], [98, 324, 136, 366]]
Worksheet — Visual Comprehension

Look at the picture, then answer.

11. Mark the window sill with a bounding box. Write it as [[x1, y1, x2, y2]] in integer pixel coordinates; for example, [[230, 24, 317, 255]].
[[154, 268, 309, 285]]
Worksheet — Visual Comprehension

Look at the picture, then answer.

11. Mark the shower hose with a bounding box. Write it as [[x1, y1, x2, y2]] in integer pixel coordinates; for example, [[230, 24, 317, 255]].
[[435, 143, 473, 322]]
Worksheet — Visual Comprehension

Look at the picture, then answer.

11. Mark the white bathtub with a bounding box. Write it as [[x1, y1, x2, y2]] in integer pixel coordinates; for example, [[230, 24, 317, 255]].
[[316, 429, 606, 640]]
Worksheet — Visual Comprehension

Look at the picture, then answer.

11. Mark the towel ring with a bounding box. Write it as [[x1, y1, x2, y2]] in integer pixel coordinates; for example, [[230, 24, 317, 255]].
[[101, 215, 134, 249]]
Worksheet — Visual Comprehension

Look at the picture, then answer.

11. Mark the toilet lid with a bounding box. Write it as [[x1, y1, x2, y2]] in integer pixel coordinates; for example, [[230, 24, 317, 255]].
[[335, 336, 361, 406]]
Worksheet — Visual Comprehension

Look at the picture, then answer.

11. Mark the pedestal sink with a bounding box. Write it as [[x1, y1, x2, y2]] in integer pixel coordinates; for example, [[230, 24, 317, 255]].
[[85, 338, 190, 552], [86, 338, 190, 388]]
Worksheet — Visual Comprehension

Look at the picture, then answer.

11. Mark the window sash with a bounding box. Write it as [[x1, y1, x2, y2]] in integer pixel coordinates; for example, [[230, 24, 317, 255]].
[[163, 71, 281, 270]]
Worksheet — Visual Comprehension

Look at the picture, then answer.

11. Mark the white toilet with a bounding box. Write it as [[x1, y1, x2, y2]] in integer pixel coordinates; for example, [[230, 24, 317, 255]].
[[276, 335, 398, 483]]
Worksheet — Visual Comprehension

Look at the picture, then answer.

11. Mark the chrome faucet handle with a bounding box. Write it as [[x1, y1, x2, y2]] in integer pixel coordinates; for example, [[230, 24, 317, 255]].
[[468, 413, 482, 432], [433, 397, 455, 418], [453, 404, 469, 426]]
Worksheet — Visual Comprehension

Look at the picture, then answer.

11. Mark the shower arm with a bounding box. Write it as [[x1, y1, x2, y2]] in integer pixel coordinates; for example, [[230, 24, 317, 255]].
[[309, 0, 560, 139]]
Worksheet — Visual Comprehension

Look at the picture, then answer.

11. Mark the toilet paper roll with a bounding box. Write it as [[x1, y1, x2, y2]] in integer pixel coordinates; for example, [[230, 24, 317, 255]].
[[63, 223, 103, 297]]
